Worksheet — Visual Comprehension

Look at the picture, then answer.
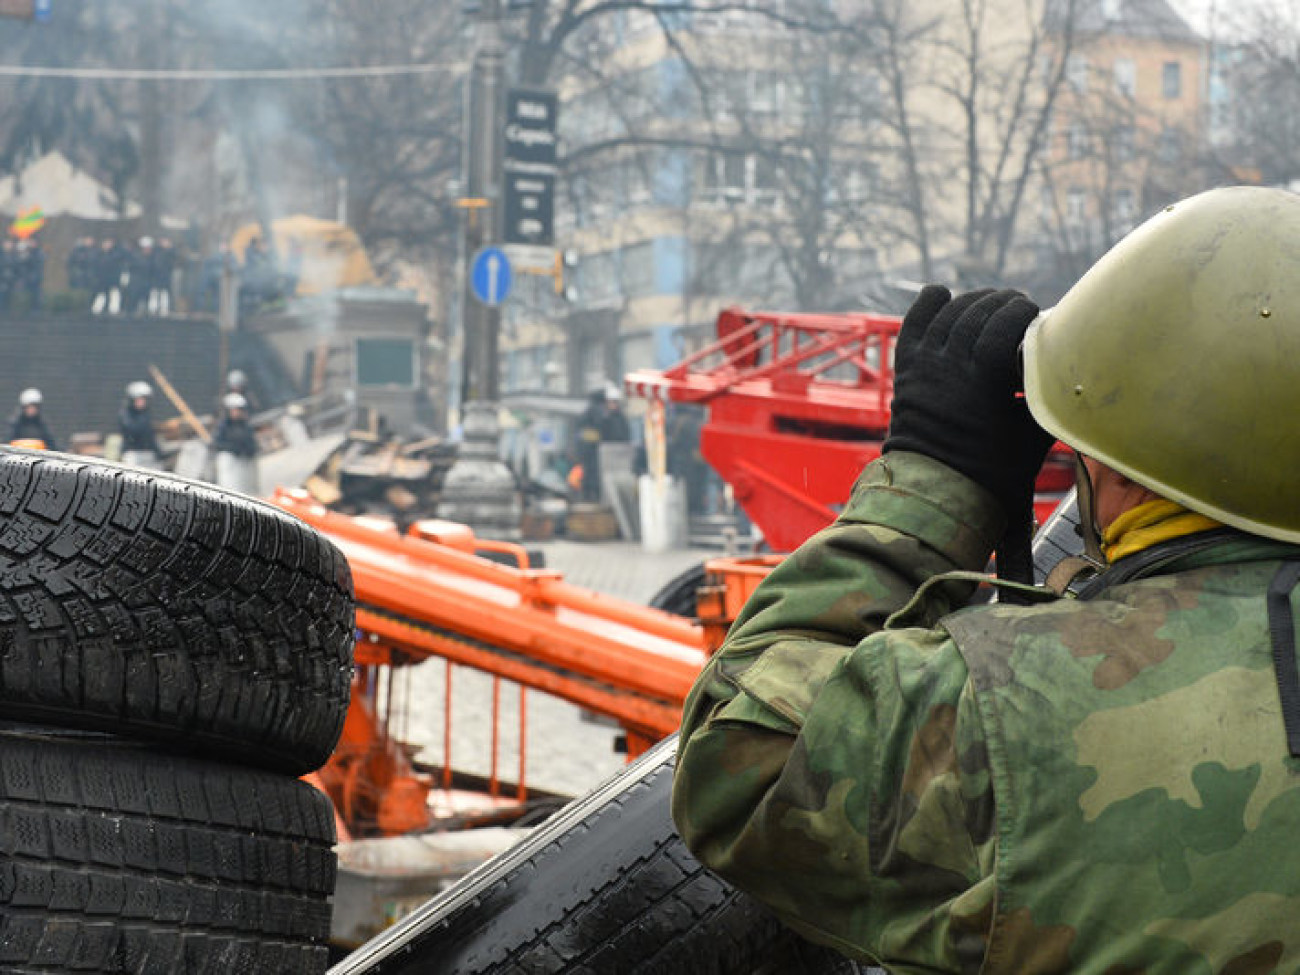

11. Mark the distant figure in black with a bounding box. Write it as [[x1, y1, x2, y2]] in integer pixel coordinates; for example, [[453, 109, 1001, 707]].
[[9, 388, 56, 450], [0, 240, 17, 314], [575, 390, 606, 502], [17, 239, 42, 311], [667, 404, 709, 517], [67, 237, 95, 295], [599, 385, 632, 443], [92, 238, 126, 315], [150, 237, 176, 316], [123, 238, 153, 316], [119, 381, 162, 469], [212, 392, 259, 495]]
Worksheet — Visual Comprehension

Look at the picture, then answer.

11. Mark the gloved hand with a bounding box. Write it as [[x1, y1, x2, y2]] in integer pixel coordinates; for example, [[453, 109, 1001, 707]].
[[883, 285, 1054, 525]]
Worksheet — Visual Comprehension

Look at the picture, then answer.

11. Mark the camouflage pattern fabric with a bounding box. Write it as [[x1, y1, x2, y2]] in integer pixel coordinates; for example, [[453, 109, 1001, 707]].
[[672, 450, 1300, 974]]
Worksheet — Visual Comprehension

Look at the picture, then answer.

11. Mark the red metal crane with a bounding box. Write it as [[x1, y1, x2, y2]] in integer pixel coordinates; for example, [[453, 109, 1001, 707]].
[[626, 306, 1073, 552]]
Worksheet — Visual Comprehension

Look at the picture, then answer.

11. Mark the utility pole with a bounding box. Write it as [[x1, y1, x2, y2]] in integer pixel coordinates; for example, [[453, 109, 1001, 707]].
[[461, 0, 505, 404], [438, 0, 522, 540]]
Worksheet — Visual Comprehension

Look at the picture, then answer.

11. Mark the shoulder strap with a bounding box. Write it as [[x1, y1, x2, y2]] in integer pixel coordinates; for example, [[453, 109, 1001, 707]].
[[1267, 561, 1300, 757], [1074, 528, 1242, 601]]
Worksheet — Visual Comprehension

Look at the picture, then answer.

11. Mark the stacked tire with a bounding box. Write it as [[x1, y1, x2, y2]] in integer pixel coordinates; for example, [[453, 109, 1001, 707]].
[[0, 448, 355, 974]]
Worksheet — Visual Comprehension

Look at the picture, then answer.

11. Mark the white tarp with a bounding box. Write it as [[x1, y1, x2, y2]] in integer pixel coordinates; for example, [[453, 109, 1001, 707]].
[[0, 150, 141, 220]]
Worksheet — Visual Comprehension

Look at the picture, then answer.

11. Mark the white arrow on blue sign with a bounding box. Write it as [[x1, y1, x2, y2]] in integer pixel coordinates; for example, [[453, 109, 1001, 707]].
[[470, 246, 513, 307]]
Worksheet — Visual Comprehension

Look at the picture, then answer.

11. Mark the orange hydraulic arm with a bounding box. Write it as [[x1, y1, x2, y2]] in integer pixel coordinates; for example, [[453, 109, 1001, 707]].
[[273, 489, 711, 835]]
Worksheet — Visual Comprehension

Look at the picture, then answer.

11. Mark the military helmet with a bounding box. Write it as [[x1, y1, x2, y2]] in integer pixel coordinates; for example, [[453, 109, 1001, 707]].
[[19, 388, 41, 407], [1022, 186, 1300, 543]]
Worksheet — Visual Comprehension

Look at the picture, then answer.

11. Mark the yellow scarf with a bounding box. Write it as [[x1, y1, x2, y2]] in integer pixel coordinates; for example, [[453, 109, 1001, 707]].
[[1101, 499, 1224, 562]]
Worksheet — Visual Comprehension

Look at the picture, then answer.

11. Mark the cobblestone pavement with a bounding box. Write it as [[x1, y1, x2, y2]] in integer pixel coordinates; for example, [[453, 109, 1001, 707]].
[[534, 539, 712, 604], [399, 541, 716, 798]]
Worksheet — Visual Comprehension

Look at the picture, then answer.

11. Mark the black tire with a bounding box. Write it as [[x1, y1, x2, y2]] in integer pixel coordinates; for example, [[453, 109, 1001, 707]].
[[330, 736, 879, 975], [0, 447, 354, 773], [0, 728, 337, 974], [647, 562, 707, 618]]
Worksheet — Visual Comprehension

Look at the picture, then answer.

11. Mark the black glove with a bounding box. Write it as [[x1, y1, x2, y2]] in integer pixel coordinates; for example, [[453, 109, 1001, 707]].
[[884, 285, 1054, 525]]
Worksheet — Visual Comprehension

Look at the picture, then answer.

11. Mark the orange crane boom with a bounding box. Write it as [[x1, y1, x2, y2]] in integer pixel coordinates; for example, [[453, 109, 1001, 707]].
[[273, 489, 711, 837]]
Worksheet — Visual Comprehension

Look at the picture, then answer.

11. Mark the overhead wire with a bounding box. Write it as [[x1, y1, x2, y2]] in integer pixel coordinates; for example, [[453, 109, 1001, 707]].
[[0, 63, 460, 81]]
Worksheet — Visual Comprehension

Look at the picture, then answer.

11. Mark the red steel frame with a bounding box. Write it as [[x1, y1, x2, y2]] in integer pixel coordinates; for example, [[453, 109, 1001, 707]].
[[627, 306, 1072, 552]]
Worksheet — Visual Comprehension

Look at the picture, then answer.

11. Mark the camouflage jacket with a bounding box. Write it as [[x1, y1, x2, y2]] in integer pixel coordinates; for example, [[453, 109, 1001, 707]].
[[672, 451, 1300, 974]]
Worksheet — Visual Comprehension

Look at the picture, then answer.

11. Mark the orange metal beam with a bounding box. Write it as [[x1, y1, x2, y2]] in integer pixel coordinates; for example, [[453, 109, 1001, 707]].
[[356, 608, 681, 740], [273, 490, 707, 735]]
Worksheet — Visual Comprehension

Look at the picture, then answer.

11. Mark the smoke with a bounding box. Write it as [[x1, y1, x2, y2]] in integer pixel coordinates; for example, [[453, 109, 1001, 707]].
[[153, 0, 341, 244]]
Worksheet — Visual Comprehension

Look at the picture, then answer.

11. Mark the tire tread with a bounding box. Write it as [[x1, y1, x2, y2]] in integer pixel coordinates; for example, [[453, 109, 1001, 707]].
[[0, 449, 354, 772]]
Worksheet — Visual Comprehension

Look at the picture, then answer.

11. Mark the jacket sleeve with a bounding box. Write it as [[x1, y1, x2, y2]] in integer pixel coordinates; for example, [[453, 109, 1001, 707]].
[[672, 451, 1006, 970]]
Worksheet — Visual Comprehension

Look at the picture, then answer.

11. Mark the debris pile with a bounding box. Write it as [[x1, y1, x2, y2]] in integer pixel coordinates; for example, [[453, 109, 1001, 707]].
[[304, 432, 459, 519]]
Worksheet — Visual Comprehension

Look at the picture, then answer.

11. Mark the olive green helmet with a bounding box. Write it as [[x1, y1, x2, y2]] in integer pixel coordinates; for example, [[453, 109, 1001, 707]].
[[1023, 186, 1300, 544]]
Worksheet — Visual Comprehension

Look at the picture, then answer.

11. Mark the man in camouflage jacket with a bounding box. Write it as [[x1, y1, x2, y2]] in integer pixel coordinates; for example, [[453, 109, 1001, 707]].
[[673, 187, 1300, 973]]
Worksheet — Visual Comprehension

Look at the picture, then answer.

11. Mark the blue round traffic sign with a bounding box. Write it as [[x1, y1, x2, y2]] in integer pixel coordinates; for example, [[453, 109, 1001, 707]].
[[471, 247, 513, 307]]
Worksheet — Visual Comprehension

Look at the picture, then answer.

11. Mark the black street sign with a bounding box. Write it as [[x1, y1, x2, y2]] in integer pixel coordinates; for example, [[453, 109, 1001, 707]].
[[503, 88, 558, 246], [504, 89, 558, 168], [504, 171, 554, 247]]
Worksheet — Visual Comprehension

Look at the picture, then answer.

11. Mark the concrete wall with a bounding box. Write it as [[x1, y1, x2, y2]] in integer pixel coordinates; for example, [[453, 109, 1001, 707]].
[[249, 290, 440, 435], [0, 315, 223, 447]]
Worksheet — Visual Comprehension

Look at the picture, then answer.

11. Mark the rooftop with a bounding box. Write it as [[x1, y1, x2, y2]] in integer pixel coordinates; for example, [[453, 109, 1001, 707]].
[[1046, 0, 1201, 44]]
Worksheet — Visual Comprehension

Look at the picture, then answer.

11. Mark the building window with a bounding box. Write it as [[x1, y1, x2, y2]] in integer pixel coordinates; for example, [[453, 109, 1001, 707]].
[[1157, 126, 1182, 163], [1066, 187, 1088, 227], [1163, 61, 1182, 99], [625, 161, 652, 207], [1067, 123, 1090, 160], [575, 250, 621, 303], [621, 241, 656, 297], [1112, 188, 1136, 230], [750, 154, 779, 207], [1113, 58, 1136, 98], [1066, 53, 1089, 92], [750, 71, 783, 113], [1040, 183, 1056, 222], [355, 338, 416, 388], [1112, 124, 1136, 161], [696, 150, 776, 207]]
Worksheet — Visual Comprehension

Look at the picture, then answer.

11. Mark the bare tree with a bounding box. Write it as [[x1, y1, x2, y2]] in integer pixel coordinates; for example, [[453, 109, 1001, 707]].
[[847, 0, 1080, 286], [1034, 61, 1206, 294], [674, 18, 889, 310], [1212, 1, 1300, 185]]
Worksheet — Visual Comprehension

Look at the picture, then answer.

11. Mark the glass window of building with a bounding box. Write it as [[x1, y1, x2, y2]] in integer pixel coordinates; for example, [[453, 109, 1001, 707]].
[[1066, 187, 1088, 228], [1067, 123, 1090, 160], [355, 338, 417, 388], [1113, 58, 1136, 98], [1066, 54, 1089, 92], [1112, 124, 1136, 161], [1112, 187, 1136, 229], [1157, 126, 1181, 162], [1163, 61, 1182, 98], [622, 241, 656, 297], [750, 71, 783, 113]]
